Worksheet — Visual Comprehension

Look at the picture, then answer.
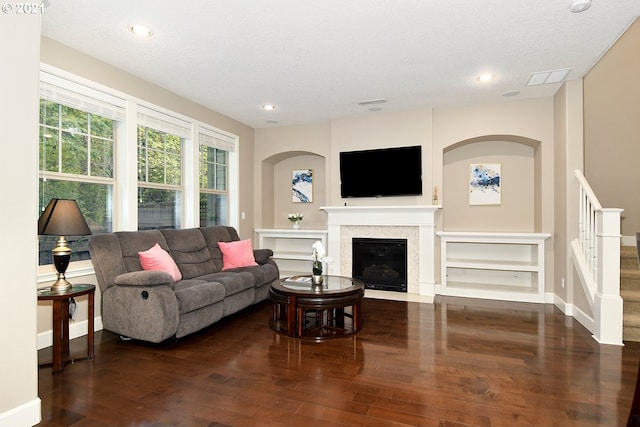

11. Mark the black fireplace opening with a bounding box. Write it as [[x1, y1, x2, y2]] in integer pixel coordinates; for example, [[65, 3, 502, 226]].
[[352, 238, 407, 292]]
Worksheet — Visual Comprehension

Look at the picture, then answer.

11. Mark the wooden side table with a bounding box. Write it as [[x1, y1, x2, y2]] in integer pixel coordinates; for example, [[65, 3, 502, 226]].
[[38, 284, 95, 373]]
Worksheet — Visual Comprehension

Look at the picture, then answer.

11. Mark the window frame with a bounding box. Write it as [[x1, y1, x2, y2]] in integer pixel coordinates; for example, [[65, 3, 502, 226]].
[[136, 114, 187, 231], [38, 70, 122, 279], [198, 128, 236, 227]]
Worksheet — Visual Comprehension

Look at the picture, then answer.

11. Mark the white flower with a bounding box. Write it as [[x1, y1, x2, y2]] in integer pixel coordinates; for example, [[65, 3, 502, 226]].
[[287, 213, 303, 222], [312, 241, 330, 262]]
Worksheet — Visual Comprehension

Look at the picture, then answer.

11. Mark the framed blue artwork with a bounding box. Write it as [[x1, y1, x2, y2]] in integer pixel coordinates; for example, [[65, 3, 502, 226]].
[[292, 169, 313, 203], [469, 163, 501, 205]]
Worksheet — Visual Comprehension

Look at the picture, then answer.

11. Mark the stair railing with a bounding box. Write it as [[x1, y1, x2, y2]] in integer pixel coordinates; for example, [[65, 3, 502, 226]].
[[572, 169, 623, 345]]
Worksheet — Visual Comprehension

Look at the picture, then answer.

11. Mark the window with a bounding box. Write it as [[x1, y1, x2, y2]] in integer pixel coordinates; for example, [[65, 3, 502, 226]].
[[37, 67, 240, 273], [199, 130, 235, 226], [38, 75, 120, 265], [137, 109, 190, 230]]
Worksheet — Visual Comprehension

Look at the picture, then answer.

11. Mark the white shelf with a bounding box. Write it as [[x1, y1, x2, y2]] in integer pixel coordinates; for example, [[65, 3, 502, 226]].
[[271, 252, 314, 261], [446, 258, 539, 271], [436, 231, 550, 303], [255, 228, 328, 277]]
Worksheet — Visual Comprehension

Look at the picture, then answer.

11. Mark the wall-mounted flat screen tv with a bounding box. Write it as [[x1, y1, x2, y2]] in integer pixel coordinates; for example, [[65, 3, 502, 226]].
[[339, 145, 422, 198]]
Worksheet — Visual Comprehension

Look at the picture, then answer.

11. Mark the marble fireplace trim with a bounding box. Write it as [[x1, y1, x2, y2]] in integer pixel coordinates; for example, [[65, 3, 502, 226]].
[[340, 226, 419, 294], [321, 206, 439, 303]]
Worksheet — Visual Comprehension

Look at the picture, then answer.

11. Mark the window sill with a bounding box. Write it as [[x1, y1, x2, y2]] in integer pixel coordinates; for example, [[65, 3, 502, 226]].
[[37, 260, 95, 285]]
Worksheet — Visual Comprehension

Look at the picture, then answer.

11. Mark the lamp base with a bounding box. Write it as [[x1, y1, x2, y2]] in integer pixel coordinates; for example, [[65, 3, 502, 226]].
[[51, 275, 72, 293], [50, 238, 73, 293]]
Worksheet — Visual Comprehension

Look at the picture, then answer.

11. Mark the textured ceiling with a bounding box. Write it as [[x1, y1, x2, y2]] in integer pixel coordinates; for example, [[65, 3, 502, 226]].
[[41, 1, 640, 128]]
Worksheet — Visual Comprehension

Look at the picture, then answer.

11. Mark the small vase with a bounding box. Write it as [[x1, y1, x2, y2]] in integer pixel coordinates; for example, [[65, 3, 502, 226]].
[[311, 274, 323, 292], [292, 221, 300, 230]]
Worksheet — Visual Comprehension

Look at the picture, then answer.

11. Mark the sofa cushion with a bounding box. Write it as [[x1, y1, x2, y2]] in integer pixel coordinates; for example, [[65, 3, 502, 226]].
[[116, 230, 169, 272], [218, 239, 258, 270], [197, 271, 255, 296], [139, 243, 182, 282], [161, 228, 218, 279], [200, 226, 240, 270], [173, 279, 226, 314], [231, 263, 279, 287]]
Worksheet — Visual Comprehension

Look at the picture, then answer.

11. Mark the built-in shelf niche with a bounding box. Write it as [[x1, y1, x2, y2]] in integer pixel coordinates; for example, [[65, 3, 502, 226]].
[[260, 152, 326, 230], [442, 136, 542, 233]]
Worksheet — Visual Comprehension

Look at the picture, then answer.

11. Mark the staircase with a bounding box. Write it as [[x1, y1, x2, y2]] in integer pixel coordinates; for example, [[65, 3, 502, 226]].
[[621, 245, 640, 341]]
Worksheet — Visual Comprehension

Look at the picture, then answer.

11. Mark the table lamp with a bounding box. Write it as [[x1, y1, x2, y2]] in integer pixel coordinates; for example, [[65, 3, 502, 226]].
[[38, 198, 92, 292]]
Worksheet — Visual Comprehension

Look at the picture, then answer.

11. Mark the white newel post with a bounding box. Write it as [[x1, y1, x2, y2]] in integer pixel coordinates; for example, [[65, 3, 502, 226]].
[[593, 208, 624, 345]]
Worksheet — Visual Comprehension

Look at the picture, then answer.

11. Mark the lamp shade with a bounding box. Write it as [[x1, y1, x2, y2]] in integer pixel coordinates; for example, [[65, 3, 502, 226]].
[[38, 198, 92, 236]]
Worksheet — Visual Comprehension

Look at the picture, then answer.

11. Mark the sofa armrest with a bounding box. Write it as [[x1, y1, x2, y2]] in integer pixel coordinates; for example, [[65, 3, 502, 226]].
[[253, 248, 274, 264], [114, 270, 175, 288]]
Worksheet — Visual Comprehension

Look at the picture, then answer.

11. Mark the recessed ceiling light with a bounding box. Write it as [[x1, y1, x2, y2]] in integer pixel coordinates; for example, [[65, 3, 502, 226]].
[[129, 24, 153, 38], [262, 104, 276, 111], [477, 73, 495, 82]]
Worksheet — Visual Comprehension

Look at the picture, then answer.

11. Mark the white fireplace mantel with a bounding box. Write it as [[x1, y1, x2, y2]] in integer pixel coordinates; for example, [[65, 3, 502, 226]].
[[320, 205, 440, 302]]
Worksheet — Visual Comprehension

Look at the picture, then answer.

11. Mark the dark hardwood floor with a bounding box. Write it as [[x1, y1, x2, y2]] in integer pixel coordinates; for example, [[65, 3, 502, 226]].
[[37, 296, 640, 427]]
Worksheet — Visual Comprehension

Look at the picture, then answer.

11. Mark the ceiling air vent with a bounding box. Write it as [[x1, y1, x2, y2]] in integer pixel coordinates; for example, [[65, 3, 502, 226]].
[[526, 69, 571, 86]]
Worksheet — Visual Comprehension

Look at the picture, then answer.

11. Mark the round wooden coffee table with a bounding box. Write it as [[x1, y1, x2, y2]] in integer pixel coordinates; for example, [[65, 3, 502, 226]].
[[269, 275, 365, 340]]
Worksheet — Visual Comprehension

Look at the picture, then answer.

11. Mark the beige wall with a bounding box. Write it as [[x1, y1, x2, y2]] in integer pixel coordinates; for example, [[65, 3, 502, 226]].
[[329, 109, 434, 206], [443, 140, 535, 232], [553, 80, 590, 315], [254, 122, 332, 229], [273, 155, 327, 229], [584, 18, 640, 240], [0, 12, 41, 426], [554, 84, 570, 305], [254, 110, 434, 229], [433, 98, 555, 233]]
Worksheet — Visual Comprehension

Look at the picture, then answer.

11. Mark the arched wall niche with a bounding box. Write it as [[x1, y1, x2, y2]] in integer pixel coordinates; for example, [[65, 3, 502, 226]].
[[442, 134, 542, 232], [261, 150, 327, 229]]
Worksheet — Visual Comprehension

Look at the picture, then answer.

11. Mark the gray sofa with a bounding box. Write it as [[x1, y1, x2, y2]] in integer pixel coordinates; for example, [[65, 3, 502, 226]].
[[88, 226, 279, 343]]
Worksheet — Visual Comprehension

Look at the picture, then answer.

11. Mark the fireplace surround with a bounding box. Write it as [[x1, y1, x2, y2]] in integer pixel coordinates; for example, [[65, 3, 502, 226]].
[[320, 205, 440, 301]]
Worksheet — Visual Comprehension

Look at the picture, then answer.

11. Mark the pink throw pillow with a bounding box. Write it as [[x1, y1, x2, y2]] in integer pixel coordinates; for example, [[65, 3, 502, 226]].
[[218, 239, 258, 271], [138, 243, 182, 282]]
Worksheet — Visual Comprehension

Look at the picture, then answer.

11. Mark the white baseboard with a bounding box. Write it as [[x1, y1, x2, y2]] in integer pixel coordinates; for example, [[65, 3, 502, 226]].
[[553, 293, 595, 334], [553, 293, 571, 315], [573, 305, 595, 334], [0, 398, 41, 427], [37, 316, 103, 350]]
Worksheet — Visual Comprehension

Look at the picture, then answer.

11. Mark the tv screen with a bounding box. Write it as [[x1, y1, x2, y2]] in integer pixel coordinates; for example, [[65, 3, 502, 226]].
[[340, 145, 422, 198]]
